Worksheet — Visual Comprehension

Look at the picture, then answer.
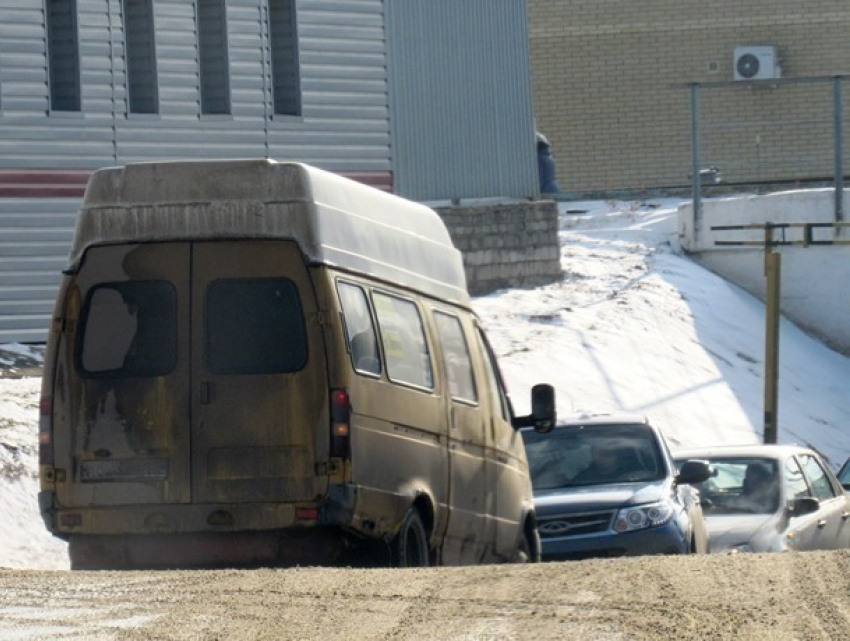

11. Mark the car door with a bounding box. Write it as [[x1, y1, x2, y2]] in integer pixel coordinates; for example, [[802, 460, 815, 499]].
[[838, 458, 850, 492], [783, 455, 823, 550], [797, 453, 850, 549]]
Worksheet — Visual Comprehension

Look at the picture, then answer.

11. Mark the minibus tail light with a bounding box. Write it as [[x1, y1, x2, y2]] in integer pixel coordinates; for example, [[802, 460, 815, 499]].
[[39, 396, 54, 466], [330, 388, 351, 459]]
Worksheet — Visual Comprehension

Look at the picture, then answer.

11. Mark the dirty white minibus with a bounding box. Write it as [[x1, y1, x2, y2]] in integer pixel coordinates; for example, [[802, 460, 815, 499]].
[[38, 159, 555, 569]]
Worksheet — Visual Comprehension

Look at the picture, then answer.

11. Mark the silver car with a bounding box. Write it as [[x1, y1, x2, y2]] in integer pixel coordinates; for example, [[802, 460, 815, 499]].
[[838, 458, 850, 492], [673, 444, 850, 553]]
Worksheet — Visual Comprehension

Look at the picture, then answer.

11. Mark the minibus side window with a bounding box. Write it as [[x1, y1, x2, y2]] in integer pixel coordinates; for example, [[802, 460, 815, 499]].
[[77, 281, 177, 377], [206, 277, 307, 375], [476, 328, 511, 422], [337, 281, 381, 376], [373, 292, 434, 390], [433, 311, 477, 404]]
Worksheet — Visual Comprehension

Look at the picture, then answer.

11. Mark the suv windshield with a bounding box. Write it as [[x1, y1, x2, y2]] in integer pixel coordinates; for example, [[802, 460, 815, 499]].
[[522, 423, 665, 489]]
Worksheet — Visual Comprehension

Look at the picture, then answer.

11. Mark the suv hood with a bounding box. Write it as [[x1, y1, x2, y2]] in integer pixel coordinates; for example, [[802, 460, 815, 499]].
[[533, 480, 668, 514]]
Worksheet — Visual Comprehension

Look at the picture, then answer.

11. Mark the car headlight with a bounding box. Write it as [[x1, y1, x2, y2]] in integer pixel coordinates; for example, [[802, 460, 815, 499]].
[[614, 501, 674, 533]]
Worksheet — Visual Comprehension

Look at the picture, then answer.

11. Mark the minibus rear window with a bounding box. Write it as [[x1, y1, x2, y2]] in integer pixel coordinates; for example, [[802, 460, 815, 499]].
[[77, 281, 178, 378], [205, 277, 307, 375]]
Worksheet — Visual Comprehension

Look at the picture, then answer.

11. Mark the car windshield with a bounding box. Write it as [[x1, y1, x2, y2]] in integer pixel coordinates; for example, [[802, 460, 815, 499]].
[[676, 457, 781, 515], [522, 423, 666, 490]]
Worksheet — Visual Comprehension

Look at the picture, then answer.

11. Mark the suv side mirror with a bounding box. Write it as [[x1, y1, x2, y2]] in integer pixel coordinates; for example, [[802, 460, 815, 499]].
[[675, 459, 712, 485], [514, 384, 556, 433]]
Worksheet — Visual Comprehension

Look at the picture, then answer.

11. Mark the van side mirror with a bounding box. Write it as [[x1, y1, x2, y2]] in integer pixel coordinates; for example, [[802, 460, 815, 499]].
[[514, 383, 556, 433]]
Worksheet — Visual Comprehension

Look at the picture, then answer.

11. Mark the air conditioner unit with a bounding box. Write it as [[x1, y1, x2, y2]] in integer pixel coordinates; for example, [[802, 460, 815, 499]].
[[733, 46, 781, 81]]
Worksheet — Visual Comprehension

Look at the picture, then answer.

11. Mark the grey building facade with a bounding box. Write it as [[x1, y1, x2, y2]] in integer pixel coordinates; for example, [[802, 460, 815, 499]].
[[0, 0, 549, 343]]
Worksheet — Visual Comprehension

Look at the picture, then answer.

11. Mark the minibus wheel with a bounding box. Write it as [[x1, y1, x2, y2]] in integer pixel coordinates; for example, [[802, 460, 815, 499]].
[[391, 508, 429, 567], [513, 526, 540, 563]]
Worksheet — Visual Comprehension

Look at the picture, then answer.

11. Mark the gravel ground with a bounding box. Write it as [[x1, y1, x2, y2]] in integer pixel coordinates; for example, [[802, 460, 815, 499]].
[[1, 550, 849, 640]]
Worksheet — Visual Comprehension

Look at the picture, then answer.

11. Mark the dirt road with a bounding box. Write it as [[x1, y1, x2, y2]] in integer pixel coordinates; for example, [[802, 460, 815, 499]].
[[1, 550, 849, 640]]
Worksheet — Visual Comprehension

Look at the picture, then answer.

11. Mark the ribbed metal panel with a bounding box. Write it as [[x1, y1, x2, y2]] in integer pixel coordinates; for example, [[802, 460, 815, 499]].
[[0, 0, 537, 342], [386, 0, 539, 201], [0, 0, 390, 171], [0, 0, 392, 342], [0, 198, 78, 343]]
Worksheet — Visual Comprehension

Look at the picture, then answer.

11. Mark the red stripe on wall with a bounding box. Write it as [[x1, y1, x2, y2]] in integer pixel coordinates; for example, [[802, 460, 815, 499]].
[[344, 171, 394, 193], [0, 170, 92, 198], [0, 168, 393, 198]]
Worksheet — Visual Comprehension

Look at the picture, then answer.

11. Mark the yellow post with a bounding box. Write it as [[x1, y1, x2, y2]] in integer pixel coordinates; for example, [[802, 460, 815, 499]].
[[763, 229, 781, 444]]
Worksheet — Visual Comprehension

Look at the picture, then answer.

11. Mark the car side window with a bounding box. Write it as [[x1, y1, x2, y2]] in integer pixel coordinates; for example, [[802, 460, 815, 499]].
[[373, 291, 434, 390], [784, 456, 811, 501], [798, 454, 837, 501], [337, 282, 381, 376], [433, 311, 477, 404]]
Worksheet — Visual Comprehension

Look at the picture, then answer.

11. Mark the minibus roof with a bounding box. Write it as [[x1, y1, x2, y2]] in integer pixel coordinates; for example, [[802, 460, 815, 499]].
[[71, 159, 470, 306]]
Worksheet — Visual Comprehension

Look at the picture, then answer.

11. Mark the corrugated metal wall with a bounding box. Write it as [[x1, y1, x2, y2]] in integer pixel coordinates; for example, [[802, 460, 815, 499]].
[[0, 0, 390, 170], [0, 0, 391, 343], [386, 0, 539, 201], [0, 0, 540, 343], [0, 198, 75, 342]]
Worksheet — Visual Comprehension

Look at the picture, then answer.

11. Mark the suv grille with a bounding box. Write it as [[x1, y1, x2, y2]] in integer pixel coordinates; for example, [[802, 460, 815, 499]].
[[537, 510, 615, 538]]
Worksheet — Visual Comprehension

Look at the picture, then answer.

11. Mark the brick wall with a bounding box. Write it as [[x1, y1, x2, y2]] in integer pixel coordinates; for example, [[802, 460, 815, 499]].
[[528, 0, 850, 194], [435, 200, 562, 296]]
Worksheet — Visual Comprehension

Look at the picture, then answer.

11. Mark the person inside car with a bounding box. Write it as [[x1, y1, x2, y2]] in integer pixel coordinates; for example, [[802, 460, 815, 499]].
[[572, 442, 639, 485], [733, 463, 780, 513]]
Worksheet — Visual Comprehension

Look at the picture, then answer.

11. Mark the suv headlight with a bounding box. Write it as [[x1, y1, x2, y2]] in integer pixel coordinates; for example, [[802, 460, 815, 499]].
[[614, 501, 674, 533]]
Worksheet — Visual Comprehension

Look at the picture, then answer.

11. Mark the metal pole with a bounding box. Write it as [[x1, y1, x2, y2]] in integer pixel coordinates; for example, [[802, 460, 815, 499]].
[[834, 77, 844, 222], [763, 225, 780, 444], [690, 84, 702, 238]]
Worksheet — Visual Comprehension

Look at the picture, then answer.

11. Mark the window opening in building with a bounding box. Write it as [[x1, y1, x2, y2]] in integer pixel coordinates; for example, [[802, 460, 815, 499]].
[[197, 0, 230, 115], [46, 0, 81, 112], [268, 0, 301, 116], [123, 0, 159, 114]]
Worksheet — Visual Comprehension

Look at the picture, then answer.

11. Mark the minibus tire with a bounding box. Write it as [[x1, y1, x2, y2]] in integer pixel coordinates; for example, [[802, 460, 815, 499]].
[[391, 508, 430, 567], [514, 526, 541, 563]]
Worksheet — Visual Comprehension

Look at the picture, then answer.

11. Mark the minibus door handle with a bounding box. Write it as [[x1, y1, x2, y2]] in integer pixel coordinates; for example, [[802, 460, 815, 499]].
[[200, 381, 213, 405]]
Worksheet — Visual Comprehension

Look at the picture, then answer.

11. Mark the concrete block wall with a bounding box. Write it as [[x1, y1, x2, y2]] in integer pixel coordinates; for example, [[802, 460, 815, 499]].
[[528, 0, 850, 194], [435, 200, 562, 296]]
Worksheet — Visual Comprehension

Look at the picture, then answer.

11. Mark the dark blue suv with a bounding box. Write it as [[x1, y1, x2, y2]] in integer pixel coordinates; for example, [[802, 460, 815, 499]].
[[521, 414, 712, 560]]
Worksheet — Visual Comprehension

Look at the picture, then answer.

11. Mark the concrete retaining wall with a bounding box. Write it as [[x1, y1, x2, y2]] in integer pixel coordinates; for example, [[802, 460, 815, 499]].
[[678, 190, 850, 354], [435, 200, 562, 296]]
